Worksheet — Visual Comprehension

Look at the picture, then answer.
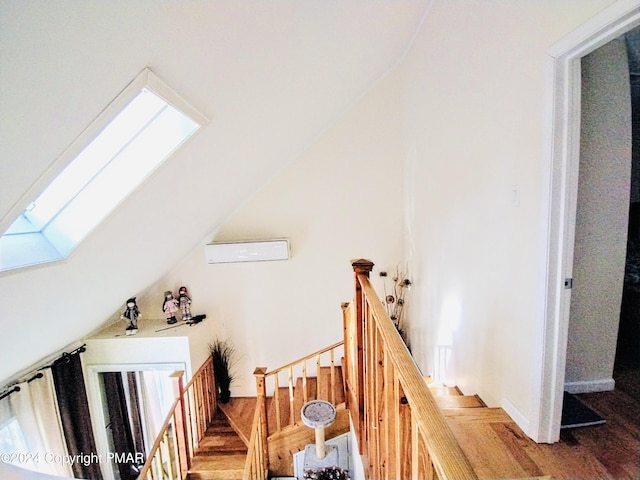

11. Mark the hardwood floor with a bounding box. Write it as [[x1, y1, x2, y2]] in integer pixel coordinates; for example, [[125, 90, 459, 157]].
[[444, 370, 639, 480]]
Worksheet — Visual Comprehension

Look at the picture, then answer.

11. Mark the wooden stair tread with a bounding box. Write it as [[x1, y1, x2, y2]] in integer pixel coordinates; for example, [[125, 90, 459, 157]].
[[190, 453, 246, 469], [442, 406, 514, 423], [189, 413, 247, 480], [188, 453, 246, 480], [429, 385, 464, 396], [434, 394, 486, 409], [446, 418, 539, 480], [197, 433, 247, 454]]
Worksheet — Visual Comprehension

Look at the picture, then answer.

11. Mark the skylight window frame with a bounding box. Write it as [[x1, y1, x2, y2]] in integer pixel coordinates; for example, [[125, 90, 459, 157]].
[[0, 68, 208, 273]]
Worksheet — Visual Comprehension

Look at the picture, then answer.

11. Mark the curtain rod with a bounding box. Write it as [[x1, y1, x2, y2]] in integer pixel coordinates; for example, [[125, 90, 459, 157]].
[[0, 344, 87, 401]]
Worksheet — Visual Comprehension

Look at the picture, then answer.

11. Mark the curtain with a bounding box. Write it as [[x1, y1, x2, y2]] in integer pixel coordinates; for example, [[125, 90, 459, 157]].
[[8, 370, 73, 477], [102, 372, 138, 480], [51, 353, 102, 480], [125, 373, 144, 457], [140, 372, 163, 441]]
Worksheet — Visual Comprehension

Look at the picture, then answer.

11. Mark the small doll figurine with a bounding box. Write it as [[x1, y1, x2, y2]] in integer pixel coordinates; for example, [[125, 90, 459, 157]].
[[178, 286, 192, 323], [163, 290, 179, 324], [121, 297, 141, 335]]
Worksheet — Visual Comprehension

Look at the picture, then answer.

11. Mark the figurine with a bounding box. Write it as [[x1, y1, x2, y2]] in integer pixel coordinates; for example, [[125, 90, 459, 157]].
[[178, 286, 192, 323], [163, 290, 179, 324], [121, 297, 141, 335]]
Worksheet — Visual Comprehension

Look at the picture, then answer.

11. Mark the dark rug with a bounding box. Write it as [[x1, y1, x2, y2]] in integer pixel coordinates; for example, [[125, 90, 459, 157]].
[[561, 391, 606, 429]]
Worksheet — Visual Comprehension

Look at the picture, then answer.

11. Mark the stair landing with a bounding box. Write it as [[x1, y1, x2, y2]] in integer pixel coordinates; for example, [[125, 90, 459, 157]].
[[428, 382, 615, 480]]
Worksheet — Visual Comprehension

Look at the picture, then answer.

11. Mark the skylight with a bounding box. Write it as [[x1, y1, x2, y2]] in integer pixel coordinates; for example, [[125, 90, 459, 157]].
[[0, 69, 206, 272]]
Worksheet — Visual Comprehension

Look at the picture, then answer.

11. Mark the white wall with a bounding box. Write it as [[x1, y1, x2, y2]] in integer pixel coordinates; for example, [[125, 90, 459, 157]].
[[399, 0, 613, 437], [565, 37, 631, 392], [0, 0, 425, 388], [150, 71, 406, 397]]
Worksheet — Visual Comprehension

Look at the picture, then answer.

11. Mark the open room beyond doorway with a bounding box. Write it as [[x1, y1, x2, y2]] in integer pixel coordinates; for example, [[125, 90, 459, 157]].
[[615, 26, 640, 393]]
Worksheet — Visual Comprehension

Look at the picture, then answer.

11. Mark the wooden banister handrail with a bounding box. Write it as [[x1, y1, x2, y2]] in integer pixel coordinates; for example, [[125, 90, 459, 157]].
[[263, 340, 344, 376], [136, 397, 182, 478], [137, 357, 216, 480], [243, 394, 268, 480], [359, 273, 477, 479], [245, 341, 346, 477], [345, 259, 479, 480]]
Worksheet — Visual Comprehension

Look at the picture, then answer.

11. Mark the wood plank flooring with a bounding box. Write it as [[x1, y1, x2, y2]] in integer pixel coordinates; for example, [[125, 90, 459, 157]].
[[440, 370, 639, 480]]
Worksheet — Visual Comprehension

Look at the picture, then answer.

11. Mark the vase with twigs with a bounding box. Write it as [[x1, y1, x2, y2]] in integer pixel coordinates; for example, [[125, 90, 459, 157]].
[[380, 267, 411, 343]]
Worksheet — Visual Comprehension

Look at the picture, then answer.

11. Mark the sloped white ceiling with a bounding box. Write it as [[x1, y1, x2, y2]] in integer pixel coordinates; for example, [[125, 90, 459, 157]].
[[0, 0, 430, 382]]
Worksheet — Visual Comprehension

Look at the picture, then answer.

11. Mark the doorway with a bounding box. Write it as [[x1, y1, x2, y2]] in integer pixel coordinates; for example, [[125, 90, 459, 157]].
[[86, 363, 184, 480], [564, 34, 631, 396], [540, 0, 640, 445]]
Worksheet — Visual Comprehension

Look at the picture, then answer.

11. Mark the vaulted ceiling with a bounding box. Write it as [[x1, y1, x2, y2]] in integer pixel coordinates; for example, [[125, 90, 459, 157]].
[[0, 1, 431, 381]]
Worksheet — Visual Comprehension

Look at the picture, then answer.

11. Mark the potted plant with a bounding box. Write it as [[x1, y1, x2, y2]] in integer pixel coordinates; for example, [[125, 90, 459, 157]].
[[209, 338, 237, 404]]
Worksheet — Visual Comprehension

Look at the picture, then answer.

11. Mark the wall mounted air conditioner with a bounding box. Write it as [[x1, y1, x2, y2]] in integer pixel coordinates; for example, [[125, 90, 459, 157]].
[[205, 239, 290, 264]]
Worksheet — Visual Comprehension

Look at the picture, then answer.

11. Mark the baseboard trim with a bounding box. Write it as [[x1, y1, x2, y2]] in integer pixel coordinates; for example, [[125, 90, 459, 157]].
[[501, 397, 531, 437], [564, 378, 615, 394]]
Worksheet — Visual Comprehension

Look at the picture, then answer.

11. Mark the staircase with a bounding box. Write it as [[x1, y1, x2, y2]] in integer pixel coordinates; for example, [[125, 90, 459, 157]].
[[187, 413, 248, 480], [427, 379, 551, 480], [188, 364, 349, 479], [185, 368, 546, 480]]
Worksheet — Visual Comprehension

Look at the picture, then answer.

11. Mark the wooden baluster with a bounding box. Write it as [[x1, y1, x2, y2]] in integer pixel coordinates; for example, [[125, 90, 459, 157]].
[[316, 354, 322, 400], [205, 359, 215, 424], [375, 327, 386, 480], [330, 348, 336, 406], [163, 428, 174, 480], [288, 366, 295, 426], [411, 412, 419, 480], [157, 438, 164, 480], [274, 373, 282, 432], [342, 302, 351, 411], [196, 374, 205, 439], [185, 388, 194, 451], [152, 453, 160, 480], [302, 360, 308, 404], [170, 371, 190, 476], [371, 322, 384, 480], [385, 356, 399, 480]]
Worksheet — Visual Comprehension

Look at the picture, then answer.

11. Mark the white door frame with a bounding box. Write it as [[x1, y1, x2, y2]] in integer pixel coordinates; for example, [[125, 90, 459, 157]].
[[538, 0, 640, 443]]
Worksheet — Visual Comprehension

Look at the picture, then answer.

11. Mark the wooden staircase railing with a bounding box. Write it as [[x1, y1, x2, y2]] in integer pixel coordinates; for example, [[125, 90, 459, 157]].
[[137, 357, 216, 480], [243, 393, 268, 480], [245, 341, 346, 479], [346, 259, 478, 480]]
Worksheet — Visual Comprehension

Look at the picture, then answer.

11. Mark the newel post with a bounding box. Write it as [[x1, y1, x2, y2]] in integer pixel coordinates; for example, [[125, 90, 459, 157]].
[[254, 367, 269, 471], [351, 258, 374, 450]]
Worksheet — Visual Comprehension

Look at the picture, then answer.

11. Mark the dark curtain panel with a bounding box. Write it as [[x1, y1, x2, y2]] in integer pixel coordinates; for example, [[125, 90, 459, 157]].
[[102, 372, 137, 480], [51, 352, 103, 480], [126, 372, 145, 457]]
